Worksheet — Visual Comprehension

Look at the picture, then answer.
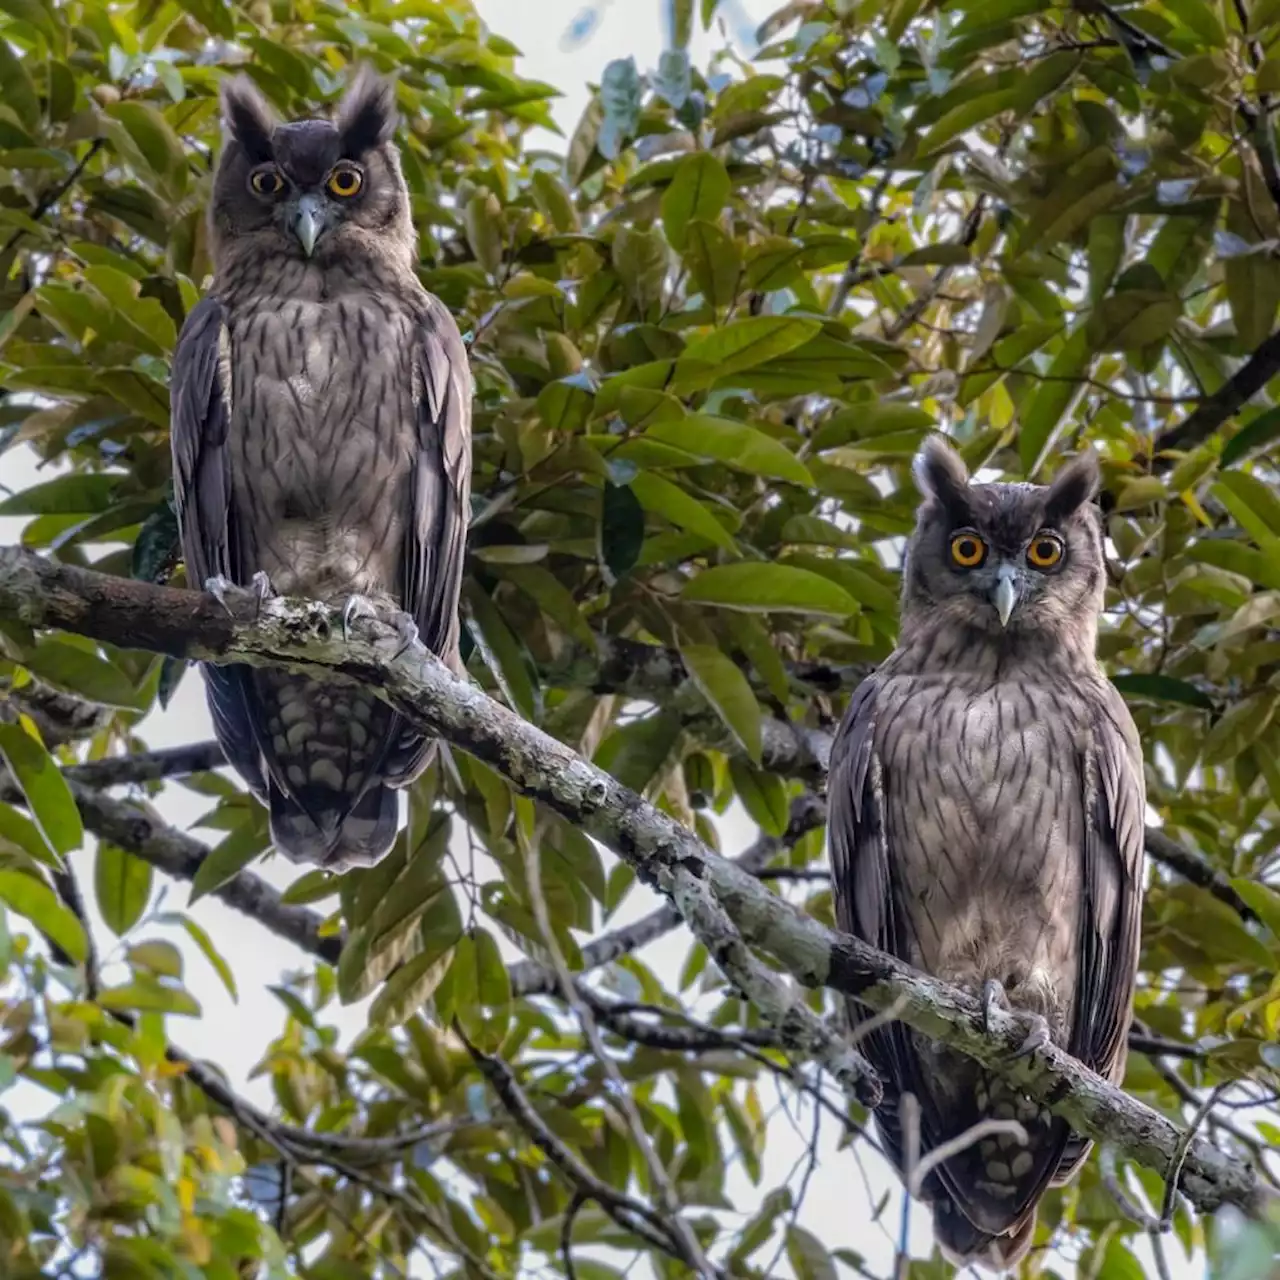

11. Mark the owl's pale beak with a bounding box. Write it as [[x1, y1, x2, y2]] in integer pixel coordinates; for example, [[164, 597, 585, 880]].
[[991, 564, 1020, 629], [292, 194, 326, 257]]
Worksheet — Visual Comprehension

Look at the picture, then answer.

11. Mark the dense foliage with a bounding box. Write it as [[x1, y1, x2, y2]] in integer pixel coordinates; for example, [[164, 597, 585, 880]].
[[1, 0, 1280, 1275]]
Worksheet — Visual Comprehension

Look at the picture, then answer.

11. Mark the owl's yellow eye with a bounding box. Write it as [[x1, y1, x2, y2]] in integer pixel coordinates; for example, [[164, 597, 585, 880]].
[[249, 167, 285, 196], [949, 531, 987, 568], [327, 165, 363, 198], [1027, 532, 1065, 569]]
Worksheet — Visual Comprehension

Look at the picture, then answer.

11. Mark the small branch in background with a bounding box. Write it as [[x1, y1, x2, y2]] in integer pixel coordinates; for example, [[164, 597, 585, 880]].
[[66, 740, 225, 788], [465, 1040, 696, 1266], [1099, 1146, 1174, 1280], [521, 813, 719, 1280], [1, 136, 105, 257]]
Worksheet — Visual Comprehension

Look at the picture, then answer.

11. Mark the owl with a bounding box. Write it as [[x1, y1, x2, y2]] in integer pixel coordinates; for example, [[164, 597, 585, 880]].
[[827, 437, 1145, 1271], [170, 68, 472, 869]]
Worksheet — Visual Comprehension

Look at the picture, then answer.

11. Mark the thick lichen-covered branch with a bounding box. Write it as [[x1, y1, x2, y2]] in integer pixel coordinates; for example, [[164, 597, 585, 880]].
[[0, 544, 1263, 1218]]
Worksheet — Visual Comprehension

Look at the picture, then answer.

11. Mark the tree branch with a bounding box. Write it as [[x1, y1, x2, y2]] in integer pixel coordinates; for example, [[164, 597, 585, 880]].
[[0, 546, 1265, 1219]]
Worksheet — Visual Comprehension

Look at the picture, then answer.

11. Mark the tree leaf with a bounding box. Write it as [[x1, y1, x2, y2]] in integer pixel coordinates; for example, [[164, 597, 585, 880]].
[[647, 415, 812, 486], [177, 914, 238, 1001], [0, 722, 82, 860], [0, 869, 86, 963], [676, 316, 820, 386], [95, 844, 152, 936], [1110, 674, 1214, 712], [684, 219, 741, 309], [599, 480, 646, 580], [629, 471, 736, 550], [1018, 323, 1092, 475], [464, 581, 538, 721], [679, 641, 762, 764], [729, 759, 789, 837], [681, 563, 857, 616], [22, 637, 140, 708], [188, 807, 270, 903], [662, 152, 730, 251], [97, 975, 201, 1017]]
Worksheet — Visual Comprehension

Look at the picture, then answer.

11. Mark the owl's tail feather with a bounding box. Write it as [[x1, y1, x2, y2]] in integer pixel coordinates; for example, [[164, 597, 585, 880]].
[[267, 777, 398, 870], [933, 1199, 1036, 1274]]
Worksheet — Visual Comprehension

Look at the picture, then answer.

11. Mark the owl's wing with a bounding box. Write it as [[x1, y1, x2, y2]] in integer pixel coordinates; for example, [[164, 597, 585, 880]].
[[1054, 685, 1146, 1181], [381, 297, 472, 783], [827, 676, 925, 1179], [169, 297, 267, 798]]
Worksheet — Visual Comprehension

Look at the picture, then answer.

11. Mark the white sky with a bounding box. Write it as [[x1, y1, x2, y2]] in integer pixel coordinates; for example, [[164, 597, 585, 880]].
[[0, 2, 1205, 1275]]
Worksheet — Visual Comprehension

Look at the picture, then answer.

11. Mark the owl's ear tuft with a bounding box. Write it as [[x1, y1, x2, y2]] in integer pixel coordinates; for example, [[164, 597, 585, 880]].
[[337, 66, 398, 155], [220, 75, 277, 163], [913, 434, 972, 516], [1044, 449, 1100, 522]]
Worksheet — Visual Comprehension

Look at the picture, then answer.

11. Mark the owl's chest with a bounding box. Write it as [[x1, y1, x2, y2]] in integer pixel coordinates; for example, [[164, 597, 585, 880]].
[[879, 678, 1082, 825], [228, 296, 418, 459]]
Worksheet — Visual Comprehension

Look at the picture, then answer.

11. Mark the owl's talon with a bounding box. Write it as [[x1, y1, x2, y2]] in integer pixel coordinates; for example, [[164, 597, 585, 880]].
[[388, 612, 419, 661], [981, 978, 1010, 1036], [250, 570, 274, 619], [1008, 1014, 1051, 1062], [342, 594, 379, 643], [204, 574, 236, 615]]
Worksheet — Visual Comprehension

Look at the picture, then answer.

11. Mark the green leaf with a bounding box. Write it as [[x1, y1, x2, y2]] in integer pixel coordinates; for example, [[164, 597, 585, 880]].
[[646, 415, 812, 486], [463, 190, 504, 277], [676, 316, 820, 387], [1231, 880, 1280, 939], [495, 564, 595, 648], [0, 722, 82, 860], [661, 152, 730, 251], [679, 641, 762, 764], [188, 807, 270, 903], [0, 869, 86, 963], [177, 914, 238, 1001], [1110, 674, 1213, 712], [97, 975, 201, 1018], [0, 802, 61, 868], [1223, 406, 1280, 467], [105, 102, 188, 196], [0, 473, 117, 515], [729, 759, 789, 837], [682, 563, 857, 616], [0, 40, 39, 131], [94, 844, 152, 936], [369, 938, 456, 1026], [612, 224, 669, 310], [1018, 323, 1092, 475], [599, 480, 646, 580], [786, 1224, 838, 1280], [536, 375, 593, 432], [629, 471, 736, 550], [595, 710, 683, 793], [1212, 473, 1280, 558], [684, 219, 741, 309], [464, 581, 538, 721], [22, 637, 139, 708]]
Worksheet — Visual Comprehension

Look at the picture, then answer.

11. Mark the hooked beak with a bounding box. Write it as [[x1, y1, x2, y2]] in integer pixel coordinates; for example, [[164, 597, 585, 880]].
[[292, 194, 326, 257], [991, 564, 1020, 629]]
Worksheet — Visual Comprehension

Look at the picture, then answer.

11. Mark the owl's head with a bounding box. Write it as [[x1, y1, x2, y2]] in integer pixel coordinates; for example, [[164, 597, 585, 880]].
[[902, 436, 1106, 642], [209, 66, 413, 269]]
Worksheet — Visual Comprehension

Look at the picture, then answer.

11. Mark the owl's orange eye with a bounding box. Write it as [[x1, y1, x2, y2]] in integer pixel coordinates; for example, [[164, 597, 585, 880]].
[[327, 165, 363, 197], [949, 531, 986, 568], [249, 167, 285, 196], [1027, 532, 1065, 569]]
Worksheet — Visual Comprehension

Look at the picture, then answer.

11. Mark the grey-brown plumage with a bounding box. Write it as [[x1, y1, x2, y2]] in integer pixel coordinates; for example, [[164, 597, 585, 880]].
[[828, 438, 1144, 1271], [170, 68, 471, 869]]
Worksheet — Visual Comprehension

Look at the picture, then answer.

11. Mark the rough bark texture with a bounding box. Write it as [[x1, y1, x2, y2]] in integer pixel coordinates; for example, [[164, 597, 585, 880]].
[[0, 545, 1265, 1217]]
